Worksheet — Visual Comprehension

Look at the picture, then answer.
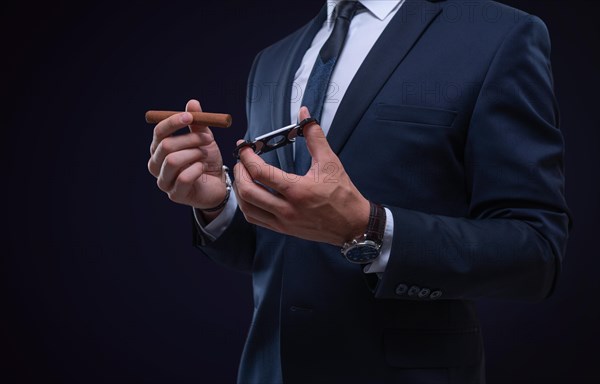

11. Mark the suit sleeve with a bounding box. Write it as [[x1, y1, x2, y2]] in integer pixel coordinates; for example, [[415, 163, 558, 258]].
[[376, 15, 572, 301], [193, 208, 256, 273]]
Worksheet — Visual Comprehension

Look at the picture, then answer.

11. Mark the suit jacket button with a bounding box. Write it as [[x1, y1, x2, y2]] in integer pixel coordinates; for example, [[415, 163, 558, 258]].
[[430, 290, 443, 300], [395, 284, 408, 296], [418, 288, 431, 298], [408, 286, 420, 297]]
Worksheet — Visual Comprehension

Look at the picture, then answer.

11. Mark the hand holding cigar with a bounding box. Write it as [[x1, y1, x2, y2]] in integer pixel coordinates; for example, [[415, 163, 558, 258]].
[[145, 110, 232, 128]]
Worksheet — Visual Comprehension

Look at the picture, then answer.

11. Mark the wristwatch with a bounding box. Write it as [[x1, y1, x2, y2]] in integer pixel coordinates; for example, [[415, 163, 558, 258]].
[[341, 202, 386, 264]]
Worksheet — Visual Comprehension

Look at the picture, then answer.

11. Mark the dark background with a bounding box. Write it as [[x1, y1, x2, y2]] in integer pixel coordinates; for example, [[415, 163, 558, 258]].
[[3, 1, 599, 383]]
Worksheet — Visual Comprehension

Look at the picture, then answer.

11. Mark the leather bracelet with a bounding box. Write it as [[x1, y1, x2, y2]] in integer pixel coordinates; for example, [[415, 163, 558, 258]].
[[200, 165, 231, 213], [365, 202, 386, 244]]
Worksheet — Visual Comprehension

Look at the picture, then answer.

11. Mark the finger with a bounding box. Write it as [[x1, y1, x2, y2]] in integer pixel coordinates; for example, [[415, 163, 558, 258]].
[[150, 111, 193, 155], [234, 185, 279, 228], [298, 105, 311, 121], [239, 205, 279, 232], [236, 140, 273, 183], [233, 179, 282, 232], [299, 106, 332, 162], [233, 162, 287, 214], [237, 140, 268, 173], [167, 161, 205, 201], [186, 98, 202, 114], [186, 99, 213, 137], [148, 133, 208, 176], [236, 139, 298, 195], [157, 148, 204, 191]]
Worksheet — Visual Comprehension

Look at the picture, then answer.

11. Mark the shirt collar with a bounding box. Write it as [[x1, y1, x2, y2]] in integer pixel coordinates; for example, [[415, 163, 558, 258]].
[[326, 0, 403, 22]]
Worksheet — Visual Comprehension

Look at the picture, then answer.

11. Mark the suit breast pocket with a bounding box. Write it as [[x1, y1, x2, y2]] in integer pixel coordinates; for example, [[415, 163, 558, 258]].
[[376, 103, 458, 127]]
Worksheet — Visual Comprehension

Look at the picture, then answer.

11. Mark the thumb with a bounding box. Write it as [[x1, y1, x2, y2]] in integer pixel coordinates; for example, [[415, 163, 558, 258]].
[[299, 107, 331, 161], [185, 99, 207, 133]]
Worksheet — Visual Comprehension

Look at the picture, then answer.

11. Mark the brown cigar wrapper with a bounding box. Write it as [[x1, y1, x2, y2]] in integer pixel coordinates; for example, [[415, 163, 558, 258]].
[[145, 110, 232, 128]]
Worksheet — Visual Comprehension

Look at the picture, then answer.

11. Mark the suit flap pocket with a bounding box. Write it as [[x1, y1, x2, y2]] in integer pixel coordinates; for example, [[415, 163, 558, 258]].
[[384, 328, 481, 368], [376, 104, 457, 126]]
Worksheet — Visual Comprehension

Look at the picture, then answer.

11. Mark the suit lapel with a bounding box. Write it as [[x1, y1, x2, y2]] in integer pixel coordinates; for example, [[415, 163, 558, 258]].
[[327, 0, 444, 155], [272, 5, 327, 173]]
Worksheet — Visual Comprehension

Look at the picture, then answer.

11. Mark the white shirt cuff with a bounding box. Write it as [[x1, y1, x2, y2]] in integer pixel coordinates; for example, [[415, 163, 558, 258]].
[[193, 192, 238, 242], [363, 207, 393, 274]]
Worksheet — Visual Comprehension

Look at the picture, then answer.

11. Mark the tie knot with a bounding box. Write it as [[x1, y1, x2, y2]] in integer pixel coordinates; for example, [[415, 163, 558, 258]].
[[334, 1, 364, 21]]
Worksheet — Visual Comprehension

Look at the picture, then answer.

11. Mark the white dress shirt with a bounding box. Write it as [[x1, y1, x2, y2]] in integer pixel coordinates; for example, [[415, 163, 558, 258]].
[[196, 0, 405, 274]]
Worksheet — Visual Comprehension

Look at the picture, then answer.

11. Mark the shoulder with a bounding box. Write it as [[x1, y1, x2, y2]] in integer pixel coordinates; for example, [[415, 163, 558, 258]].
[[437, 0, 528, 21], [428, 0, 550, 52], [434, 1, 544, 31]]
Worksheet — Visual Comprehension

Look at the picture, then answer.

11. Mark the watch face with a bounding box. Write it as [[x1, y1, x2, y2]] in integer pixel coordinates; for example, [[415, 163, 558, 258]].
[[344, 243, 380, 264]]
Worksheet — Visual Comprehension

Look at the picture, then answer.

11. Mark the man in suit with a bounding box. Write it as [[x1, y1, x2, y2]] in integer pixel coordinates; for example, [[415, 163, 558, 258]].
[[148, 0, 571, 382]]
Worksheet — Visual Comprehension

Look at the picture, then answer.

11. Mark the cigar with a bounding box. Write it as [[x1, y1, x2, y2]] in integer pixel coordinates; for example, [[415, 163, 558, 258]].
[[145, 110, 232, 128]]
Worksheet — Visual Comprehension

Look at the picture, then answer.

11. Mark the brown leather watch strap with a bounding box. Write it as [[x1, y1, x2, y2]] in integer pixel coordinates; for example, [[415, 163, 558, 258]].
[[365, 202, 386, 244]]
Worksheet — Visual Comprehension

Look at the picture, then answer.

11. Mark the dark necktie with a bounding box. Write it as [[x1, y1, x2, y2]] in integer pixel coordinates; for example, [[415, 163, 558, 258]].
[[295, 1, 364, 174]]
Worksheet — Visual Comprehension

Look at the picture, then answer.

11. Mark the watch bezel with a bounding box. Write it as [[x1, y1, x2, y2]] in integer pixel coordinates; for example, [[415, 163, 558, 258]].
[[342, 238, 381, 264], [340, 202, 386, 264]]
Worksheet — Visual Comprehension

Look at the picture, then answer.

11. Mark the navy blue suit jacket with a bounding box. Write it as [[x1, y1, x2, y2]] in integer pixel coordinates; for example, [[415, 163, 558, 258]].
[[194, 1, 571, 383]]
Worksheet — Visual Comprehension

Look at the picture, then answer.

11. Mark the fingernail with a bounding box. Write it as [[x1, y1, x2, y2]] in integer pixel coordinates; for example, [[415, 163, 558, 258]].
[[236, 140, 245, 145], [180, 112, 192, 124]]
